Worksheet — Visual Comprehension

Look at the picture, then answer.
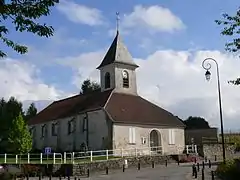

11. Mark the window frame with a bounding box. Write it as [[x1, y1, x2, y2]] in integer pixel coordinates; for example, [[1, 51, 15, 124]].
[[51, 122, 58, 136], [122, 71, 129, 88], [104, 72, 111, 89], [41, 124, 46, 138]]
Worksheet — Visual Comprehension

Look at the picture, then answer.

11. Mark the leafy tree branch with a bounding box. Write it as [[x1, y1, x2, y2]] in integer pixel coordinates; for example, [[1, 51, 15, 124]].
[[0, 0, 58, 57]]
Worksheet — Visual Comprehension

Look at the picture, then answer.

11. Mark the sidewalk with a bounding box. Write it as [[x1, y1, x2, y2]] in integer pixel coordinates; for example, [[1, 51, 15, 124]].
[[186, 165, 219, 179]]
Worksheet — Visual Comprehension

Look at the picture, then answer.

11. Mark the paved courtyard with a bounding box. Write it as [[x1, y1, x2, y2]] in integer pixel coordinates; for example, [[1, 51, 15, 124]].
[[24, 163, 218, 180], [25, 164, 193, 180]]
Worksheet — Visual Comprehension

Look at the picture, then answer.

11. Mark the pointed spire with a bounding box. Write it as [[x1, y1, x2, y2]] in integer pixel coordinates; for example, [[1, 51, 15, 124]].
[[96, 12, 138, 70], [96, 31, 138, 69]]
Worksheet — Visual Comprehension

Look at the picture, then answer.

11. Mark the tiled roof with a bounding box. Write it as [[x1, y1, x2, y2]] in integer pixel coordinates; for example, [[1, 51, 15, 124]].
[[28, 89, 113, 125], [29, 91, 184, 128], [105, 93, 185, 127]]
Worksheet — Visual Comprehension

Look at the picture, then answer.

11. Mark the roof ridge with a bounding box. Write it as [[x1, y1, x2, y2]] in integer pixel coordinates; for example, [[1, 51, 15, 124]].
[[103, 89, 114, 109], [54, 89, 101, 104]]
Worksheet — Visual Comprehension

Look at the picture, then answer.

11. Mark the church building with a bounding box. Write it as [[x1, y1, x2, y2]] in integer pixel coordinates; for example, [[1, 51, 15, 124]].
[[28, 30, 185, 155]]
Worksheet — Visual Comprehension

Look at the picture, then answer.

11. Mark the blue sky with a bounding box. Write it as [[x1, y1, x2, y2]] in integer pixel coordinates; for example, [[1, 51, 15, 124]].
[[1, 0, 240, 129], [4, 0, 238, 93]]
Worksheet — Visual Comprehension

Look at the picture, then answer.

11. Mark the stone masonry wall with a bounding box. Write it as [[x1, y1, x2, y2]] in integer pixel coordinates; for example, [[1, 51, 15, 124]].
[[202, 144, 235, 161], [53, 155, 178, 176]]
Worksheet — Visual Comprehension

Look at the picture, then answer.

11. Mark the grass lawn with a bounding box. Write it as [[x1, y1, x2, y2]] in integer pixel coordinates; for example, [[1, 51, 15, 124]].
[[0, 154, 121, 164]]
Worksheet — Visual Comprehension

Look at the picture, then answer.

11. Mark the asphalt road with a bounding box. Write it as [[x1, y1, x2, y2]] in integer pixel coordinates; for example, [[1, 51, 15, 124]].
[[26, 164, 194, 180]]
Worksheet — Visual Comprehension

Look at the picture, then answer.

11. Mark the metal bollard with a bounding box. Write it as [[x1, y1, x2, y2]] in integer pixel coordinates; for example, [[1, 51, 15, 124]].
[[87, 169, 90, 177], [202, 168, 205, 180], [123, 164, 125, 172], [192, 164, 195, 176], [194, 167, 197, 178], [211, 171, 215, 180], [214, 155, 217, 161], [39, 172, 42, 180], [152, 161, 155, 168], [197, 163, 200, 172], [165, 160, 167, 167], [106, 167, 109, 175], [138, 162, 140, 170], [209, 160, 211, 168]]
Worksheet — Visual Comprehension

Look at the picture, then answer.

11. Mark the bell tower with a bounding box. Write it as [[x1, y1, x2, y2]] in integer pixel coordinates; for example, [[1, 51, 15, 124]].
[[96, 31, 139, 95]]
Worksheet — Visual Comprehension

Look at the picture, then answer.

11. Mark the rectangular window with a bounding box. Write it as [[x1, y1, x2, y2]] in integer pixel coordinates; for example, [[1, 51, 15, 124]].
[[68, 120, 74, 135], [168, 129, 175, 145], [82, 116, 87, 132], [129, 127, 136, 144], [141, 137, 147, 144], [41, 125, 46, 138], [52, 123, 58, 136]]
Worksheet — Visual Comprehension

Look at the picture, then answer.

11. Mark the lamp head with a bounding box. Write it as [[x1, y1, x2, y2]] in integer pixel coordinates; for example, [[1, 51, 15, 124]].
[[205, 70, 211, 81]]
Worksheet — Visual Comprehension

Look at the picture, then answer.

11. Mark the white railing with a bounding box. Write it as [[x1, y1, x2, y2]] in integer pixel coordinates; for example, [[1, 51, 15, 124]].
[[186, 144, 198, 154], [0, 145, 192, 164]]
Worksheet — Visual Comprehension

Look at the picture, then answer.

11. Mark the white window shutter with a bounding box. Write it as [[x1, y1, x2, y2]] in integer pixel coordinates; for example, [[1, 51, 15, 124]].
[[132, 128, 136, 143], [168, 129, 172, 144], [171, 129, 175, 144], [129, 128, 132, 143]]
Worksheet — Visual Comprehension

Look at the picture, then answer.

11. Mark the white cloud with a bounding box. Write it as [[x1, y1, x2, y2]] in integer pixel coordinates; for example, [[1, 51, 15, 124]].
[[57, 0, 105, 26], [56, 50, 105, 87], [59, 48, 240, 130], [121, 5, 185, 33], [136, 50, 240, 129], [0, 59, 65, 101]]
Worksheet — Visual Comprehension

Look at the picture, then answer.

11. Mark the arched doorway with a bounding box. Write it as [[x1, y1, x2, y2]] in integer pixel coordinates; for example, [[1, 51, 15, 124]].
[[150, 130, 162, 153]]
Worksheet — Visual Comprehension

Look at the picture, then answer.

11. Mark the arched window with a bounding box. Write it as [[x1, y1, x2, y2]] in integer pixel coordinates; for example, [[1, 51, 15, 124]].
[[105, 72, 110, 89], [122, 70, 129, 88]]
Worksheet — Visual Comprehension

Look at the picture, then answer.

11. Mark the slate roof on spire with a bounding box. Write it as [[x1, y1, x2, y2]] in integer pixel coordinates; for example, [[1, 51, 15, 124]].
[[96, 31, 139, 69]]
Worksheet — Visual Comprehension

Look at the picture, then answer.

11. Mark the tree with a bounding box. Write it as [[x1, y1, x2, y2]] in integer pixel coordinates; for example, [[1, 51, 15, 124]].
[[80, 79, 101, 95], [7, 113, 32, 153], [215, 7, 240, 54], [0, 0, 59, 57], [184, 116, 210, 130], [216, 7, 240, 85], [25, 103, 37, 122], [0, 97, 24, 137], [0, 97, 26, 152]]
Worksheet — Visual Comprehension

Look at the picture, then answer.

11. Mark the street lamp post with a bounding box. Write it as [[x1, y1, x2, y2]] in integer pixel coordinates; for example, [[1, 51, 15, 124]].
[[202, 57, 226, 164]]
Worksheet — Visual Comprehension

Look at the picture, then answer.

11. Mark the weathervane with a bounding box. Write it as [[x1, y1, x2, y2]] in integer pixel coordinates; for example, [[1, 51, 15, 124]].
[[116, 12, 120, 32]]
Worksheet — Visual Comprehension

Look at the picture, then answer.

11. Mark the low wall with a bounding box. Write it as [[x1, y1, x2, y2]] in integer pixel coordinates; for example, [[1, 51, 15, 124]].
[[202, 143, 235, 161], [53, 155, 178, 176]]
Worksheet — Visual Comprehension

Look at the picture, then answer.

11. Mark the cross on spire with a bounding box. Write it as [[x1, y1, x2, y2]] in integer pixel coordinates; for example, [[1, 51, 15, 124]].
[[116, 12, 120, 32]]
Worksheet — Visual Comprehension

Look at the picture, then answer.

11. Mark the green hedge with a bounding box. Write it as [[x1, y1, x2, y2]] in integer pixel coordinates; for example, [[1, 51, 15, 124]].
[[216, 159, 240, 179]]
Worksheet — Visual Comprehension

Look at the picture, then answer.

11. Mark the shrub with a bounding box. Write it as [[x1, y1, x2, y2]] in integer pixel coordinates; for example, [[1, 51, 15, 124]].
[[21, 164, 40, 176], [216, 159, 240, 179]]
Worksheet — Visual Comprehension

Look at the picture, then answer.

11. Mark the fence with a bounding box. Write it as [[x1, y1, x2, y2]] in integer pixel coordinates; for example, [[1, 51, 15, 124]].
[[0, 145, 194, 164]]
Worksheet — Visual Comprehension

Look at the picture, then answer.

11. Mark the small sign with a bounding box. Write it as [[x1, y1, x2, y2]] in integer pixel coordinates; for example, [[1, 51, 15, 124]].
[[44, 147, 51, 154]]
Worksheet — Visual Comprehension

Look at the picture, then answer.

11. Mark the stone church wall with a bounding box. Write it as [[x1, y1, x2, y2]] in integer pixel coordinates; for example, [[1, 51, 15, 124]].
[[113, 124, 185, 155]]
